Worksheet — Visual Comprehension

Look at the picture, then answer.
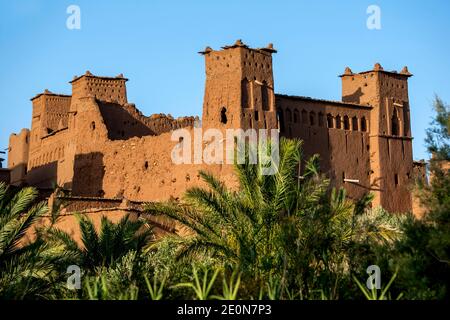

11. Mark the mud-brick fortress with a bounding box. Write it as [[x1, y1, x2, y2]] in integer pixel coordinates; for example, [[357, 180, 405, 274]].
[[5, 40, 426, 228]]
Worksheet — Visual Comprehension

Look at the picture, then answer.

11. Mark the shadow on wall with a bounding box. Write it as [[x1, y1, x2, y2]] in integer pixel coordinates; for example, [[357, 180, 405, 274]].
[[343, 88, 364, 104], [98, 102, 155, 140], [26, 161, 58, 189], [72, 152, 105, 197]]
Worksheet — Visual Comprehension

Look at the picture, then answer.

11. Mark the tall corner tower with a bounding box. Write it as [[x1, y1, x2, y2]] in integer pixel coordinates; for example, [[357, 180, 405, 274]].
[[341, 63, 414, 212], [200, 40, 278, 131]]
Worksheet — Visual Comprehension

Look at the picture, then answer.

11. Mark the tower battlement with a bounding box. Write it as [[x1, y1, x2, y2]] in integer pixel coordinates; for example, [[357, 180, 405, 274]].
[[70, 71, 128, 104], [201, 40, 278, 131]]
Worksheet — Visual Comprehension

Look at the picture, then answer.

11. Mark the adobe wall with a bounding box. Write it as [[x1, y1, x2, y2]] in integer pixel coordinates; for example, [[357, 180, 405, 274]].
[[276, 95, 372, 200], [201, 42, 278, 132], [71, 72, 128, 104], [68, 96, 237, 201], [41, 95, 71, 133], [98, 101, 196, 140], [341, 66, 414, 213], [8, 128, 30, 185], [374, 73, 414, 213], [26, 128, 69, 188]]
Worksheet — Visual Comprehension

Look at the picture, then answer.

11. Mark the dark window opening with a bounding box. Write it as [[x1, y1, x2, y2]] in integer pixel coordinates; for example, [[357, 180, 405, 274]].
[[220, 107, 228, 124], [309, 111, 316, 126], [361, 117, 367, 132], [327, 114, 334, 128], [91, 121, 96, 130], [394, 174, 399, 186], [286, 108, 292, 123], [255, 110, 259, 121], [144, 161, 149, 170], [344, 116, 350, 130], [391, 109, 399, 136], [261, 81, 270, 111], [318, 112, 324, 127], [352, 116, 358, 131], [336, 115, 342, 129], [294, 110, 299, 123], [302, 110, 308, 124], [241, 79, 251, 108]]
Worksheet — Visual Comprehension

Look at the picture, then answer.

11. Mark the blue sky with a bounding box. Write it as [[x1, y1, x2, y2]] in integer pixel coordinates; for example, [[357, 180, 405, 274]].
[[1, 0, 449, 163]]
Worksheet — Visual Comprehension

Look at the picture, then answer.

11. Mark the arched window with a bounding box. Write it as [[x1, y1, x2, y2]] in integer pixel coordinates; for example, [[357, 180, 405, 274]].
[[309, 111, 316, 126], [391, 109, 399, 136], [344, 115, 350, 130], [293, 109, 299, 123], [352, 116, 358, 131], [336, 115, 342, 129], [327, 114, 334, 128], [361, 117, 367, 132], [286, 108, 292, 123], [301, 110, 307, 124], [318, 112, 324, 127]]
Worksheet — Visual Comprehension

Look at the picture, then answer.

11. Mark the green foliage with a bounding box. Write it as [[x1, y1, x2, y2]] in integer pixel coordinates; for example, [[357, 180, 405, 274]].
[[425, 96, 450, 160], [45, 213, 153, 271], [172, 264, 220, 300], [145, 273, 166, 300], [353, 270, 403, 300], [211, 268, 241, 300], [145, 138, 402, 299], [85, 274, 139, 300], [0, 182, 58, 299], [389, 96, 450, 299]]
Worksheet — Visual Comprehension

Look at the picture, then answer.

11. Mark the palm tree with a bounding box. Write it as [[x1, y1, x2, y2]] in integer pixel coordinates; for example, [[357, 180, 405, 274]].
[[46, 213, 154, 271], [146, 137, 402, 299], [145, 139, 328, 279], [0, 182, 55, 299]]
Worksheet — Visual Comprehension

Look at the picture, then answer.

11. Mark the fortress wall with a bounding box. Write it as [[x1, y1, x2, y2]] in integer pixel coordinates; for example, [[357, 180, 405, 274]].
[[69, 97, 237, 201], [7, 42, 420, 216], [71, 128, 238, 201], [276, 96, 372, 199], [98, 101, 197, 140], [8, 129, 30, 185], [26, 128, 69, 188], [376, 74, 414, 212], [373, 136, 414, 213]]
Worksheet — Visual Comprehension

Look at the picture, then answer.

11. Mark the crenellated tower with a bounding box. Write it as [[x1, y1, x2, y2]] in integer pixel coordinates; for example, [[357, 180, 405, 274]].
[[340, 64, 414, 212], [200, 40, 278, 131]]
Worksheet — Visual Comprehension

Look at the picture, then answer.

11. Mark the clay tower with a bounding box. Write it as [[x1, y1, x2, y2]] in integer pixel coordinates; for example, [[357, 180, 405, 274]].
[[341, 64, 414, 212], [200, 40, 278, 131]]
